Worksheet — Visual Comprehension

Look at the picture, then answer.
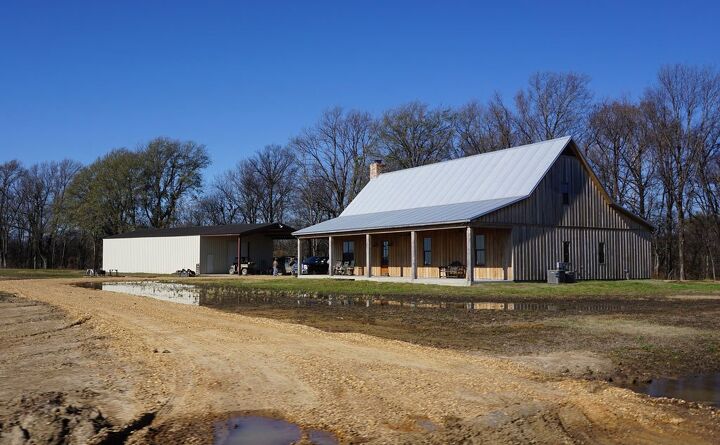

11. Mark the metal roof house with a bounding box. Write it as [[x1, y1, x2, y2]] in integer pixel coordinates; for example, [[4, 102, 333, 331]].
[[294, 137, 652, 284], [103, 223, 295, 274]]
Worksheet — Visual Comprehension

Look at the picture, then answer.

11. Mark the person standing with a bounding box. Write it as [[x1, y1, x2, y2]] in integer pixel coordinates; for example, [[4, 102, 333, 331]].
[[272, 257, 279, 276]]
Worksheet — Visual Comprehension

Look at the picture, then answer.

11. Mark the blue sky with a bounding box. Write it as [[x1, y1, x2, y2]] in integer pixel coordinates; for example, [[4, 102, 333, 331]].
[[1, 0, 718, 178]]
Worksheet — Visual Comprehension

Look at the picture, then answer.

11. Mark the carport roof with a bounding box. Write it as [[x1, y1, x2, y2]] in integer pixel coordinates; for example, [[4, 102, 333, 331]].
[[105, 222, 295, 239]]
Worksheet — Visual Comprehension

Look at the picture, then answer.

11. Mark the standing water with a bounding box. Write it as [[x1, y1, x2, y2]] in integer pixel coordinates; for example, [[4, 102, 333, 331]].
[[632, 373, 720, 407], [214, 416, 337, 445]]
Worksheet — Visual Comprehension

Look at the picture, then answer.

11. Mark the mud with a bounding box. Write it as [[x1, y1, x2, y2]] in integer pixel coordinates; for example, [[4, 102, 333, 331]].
[[0, 292, 160, 445]]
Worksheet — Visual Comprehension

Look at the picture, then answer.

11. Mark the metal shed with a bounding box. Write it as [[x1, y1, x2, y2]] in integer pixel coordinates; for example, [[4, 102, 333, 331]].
[[103, 223, 295, 274]]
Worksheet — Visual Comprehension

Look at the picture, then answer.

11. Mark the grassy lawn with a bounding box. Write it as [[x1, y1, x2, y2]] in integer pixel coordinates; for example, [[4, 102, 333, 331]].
[[188, 276, 720, 299], [0, 268, 86, 280]]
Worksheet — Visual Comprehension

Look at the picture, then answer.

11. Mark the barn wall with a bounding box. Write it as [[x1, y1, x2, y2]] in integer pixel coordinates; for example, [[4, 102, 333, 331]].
[[476, 153, 652, 280], [477, 154, 645, 230], [102, 236, 201, 274], [511, 226, 652, 281]]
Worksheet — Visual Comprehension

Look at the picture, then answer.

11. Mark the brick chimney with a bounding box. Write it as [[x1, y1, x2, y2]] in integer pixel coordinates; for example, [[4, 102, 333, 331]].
[[369, 159, 383, 180]]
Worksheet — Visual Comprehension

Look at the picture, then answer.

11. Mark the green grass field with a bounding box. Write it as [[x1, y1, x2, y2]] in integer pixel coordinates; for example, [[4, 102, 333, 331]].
[[0, 268, 86, 280], [190, 276, 720, 298], [3, 267, 719, 298]]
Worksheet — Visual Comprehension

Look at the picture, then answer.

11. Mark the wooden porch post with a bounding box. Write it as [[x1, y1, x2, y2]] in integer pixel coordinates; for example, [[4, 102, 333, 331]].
[[328, 236, 334, 276], [466, 226, 474, 283], [365, 233, 371, 277], [410, 230, 417, 280], [296, 237, 301, 277]]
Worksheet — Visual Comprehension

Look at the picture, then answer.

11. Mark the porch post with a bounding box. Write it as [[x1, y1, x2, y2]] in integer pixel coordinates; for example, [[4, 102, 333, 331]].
[[296, 237, 301, 277], [328, 236, 334, 276], [365, 233, 371, 277], [410, 230, 417, 280], [466, 226, 474, 283]]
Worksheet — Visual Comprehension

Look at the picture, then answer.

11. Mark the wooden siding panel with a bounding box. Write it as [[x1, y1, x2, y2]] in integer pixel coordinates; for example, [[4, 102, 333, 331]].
[[477, 154, 636, 229], [331, 235, 366, 276], [511, 226, 652, 280]]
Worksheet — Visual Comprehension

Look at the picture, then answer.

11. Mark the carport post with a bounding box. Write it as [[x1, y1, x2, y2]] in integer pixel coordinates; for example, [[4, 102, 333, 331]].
[[236, 236, 241, 274], [328, 236, 334, 276], [296, 238, 301, 277]]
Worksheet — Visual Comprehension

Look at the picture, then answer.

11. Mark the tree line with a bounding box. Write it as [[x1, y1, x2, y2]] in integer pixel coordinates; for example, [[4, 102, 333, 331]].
[[1, 64, 718, 279]]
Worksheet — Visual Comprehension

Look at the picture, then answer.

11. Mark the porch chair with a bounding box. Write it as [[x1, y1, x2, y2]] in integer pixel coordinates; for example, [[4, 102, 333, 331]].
[[446, 261, 466, 279], [346, 260, 355, 276], [333, 260, 343, 275]]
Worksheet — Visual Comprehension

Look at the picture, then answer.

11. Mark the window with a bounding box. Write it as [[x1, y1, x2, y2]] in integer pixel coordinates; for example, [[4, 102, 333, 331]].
[[561, 159, 570, 205], [598, 242, 606, 264], [381, 240, 390, 266], [342, 240, 354, 262], [562, 241, 570, 264], [475, 234, 486, 266], [423, 237, 432, 266]]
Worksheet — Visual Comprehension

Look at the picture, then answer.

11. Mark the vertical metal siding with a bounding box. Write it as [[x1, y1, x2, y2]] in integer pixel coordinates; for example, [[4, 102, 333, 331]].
[[102, 235, 200, 274], [495, 154, 652, 281]]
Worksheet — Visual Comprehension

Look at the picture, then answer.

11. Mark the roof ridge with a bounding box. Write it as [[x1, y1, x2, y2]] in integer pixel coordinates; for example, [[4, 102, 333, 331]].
[[374, 136, 572, 179]]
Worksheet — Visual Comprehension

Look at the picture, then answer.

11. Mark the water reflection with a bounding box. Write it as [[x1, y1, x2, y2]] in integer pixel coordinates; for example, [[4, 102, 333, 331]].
[[83, 281, 201, 305], [214, 415, 337, 445], [75, 281, 627, 313], [633, 373, 720, 407]]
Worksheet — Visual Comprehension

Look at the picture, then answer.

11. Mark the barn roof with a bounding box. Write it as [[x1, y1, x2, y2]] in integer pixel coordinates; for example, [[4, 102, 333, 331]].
[[105, 222, 295, 239], [294, 136, 650, 236]]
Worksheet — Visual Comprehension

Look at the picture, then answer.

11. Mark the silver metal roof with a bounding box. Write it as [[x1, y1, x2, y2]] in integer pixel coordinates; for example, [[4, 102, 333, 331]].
[[294, 137, 572, 236]]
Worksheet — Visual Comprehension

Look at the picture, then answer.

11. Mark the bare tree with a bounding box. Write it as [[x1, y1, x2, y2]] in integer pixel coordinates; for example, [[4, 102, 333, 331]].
[[16, 163, 56, 268], [139, 137, 210, 228], [454, 95, 516, 156], [586, 100, 639, 204], [291, 108, 377, 218], [377, 102, 455, 169], [247, 145, 297, 223], [0, 160, 24, 268], [514, 72, 593, 143], [642, 65, 720, 280]]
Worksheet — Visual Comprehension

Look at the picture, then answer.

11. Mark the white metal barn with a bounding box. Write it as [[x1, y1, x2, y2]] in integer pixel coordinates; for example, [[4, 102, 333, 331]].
[[103, 223, 295, 274]]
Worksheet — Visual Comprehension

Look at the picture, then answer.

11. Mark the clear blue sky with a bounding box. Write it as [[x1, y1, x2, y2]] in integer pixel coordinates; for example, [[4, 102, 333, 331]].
[[1, 0, 718, 178]]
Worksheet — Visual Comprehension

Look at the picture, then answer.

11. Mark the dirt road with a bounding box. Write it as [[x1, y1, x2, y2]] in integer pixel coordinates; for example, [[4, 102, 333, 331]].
[[1, 279, 719, 444]]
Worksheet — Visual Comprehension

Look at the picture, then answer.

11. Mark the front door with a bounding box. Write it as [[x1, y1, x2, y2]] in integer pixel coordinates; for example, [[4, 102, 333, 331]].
[[381, 240, 389, 276]]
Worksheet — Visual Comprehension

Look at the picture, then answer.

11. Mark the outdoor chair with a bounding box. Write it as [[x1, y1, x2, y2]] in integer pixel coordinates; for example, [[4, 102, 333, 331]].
[[346, 260, 355, 276], [445, 261, 466, 279], [333, 260, 343, 275]]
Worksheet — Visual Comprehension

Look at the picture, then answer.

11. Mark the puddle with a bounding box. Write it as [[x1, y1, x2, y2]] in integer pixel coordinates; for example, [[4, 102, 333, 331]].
[[631, 373, 720, 407], [214, 416, 337, 445], [76, 281, 200, 305], [75, 281, 627, 313]]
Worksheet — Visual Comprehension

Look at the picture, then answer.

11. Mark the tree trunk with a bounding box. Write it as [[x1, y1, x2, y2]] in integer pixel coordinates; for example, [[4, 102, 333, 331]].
[[677, 203, 685, 281]]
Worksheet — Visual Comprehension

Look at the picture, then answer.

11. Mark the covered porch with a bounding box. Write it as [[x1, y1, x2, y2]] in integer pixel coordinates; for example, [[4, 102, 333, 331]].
[[297, 225, 513, 285]]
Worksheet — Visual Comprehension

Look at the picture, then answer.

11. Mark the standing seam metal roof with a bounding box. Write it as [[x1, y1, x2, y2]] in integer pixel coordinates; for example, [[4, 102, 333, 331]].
[[294, 137, 573, 236], [106, 222, 296, 239]]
